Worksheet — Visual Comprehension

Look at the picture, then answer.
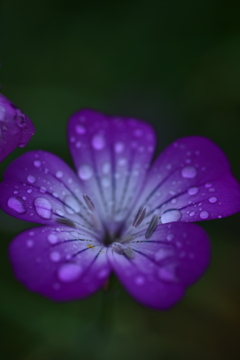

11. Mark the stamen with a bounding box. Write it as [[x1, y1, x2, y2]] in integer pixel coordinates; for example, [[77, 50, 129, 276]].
[[119, 235, 136, 243], [89, 212, 100, 229], [83, 194, 95, 212], [123, 247, 135, 259], [132, 206, 146, 227], [56, 218, 76, 228], [112, 243, 135, 259], [145, 214, 159, 239]]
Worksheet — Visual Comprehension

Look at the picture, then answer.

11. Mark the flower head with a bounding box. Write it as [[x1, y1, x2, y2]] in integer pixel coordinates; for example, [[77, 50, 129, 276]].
[[0, 109, 239, 309], [0, 93, 35, 162]]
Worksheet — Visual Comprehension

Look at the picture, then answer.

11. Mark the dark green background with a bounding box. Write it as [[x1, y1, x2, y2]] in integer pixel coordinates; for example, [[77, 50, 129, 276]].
[[1, 1, 240, 359]]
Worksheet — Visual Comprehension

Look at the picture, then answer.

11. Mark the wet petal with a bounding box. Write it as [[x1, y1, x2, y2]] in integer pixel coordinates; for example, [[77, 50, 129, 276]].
[[108, 222, 210, 310], [0, 151, 103, 237], [128, 136, 240, 227], [9, 226, 111, 301], [68, 109, 156, 228], [0, 93, 35, 161]]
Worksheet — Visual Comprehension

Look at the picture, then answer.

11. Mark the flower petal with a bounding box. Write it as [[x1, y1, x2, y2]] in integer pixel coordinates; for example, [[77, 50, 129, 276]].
[[68, 109, 156, 227], [0, 94, 35, 161], [0, 151, 103, 237], [9, 226, 111, 301], [128, 136, 240, 226], [108, 222, 210, 310]]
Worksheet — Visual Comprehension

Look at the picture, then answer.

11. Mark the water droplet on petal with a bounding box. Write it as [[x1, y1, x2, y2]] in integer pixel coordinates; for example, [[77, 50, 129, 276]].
[[189, 211, 195, 217], [91, 134, 105, 150], [55, 171, 63, 178], [118, 158, 127, 166], [101, 177, 110, 188], [181, 166, 197, 179], [188, 187, 199, 195], [27, 189, 32, 194], [27, 175, 36, 184], [50, 251, 61, 262], [8, 197, 26, 213], [48, 234, 58, 244], [114, 142, 124, 153], [40, 186, 47, 193], [161, 209, 182, 224], [209, 196, 217, 203], [58, 263, 82, 283], [200, 210, 209, 219], [97, 269, 109, 280], [102, 162, 111, 174], [154, 248, 174, 262], [34, 197, 52, 219], [75, 124, 86, 134], [134, 275, 145, 286], [167, 233, 174, 241], [64, 195, 80, 214], [26, 239, 34, 248], [78, 164, 93, 180], [158, 265, 177, 283], [33, 160, 41, 167]]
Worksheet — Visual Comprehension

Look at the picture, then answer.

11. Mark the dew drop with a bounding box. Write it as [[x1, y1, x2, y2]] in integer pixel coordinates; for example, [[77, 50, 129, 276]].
[[91, 134, 105, 150], [209, 196, 217, 204], [118, 158, 127, 166], [134, 275, 145, 286], [133, 129, 142, 137], [189, 211, 195, 217], [101, 177, 110, 188], [167, 233, 174, 241], [161, 209, 182, 224], [75, 124, 86, 134], [181, 166, 197, 179], [27, 175, 36, 184], [40, 186, 47, 193], [7, 197, 26, 213], [26, 239, 34, 248], [47, 234, 58, 244], [102, 162, 111, 174], [34, 197, 52, 219], [13, 191, 18, 195], [154, 248, 174, 262], [188, 187, 199, 196], [50, 251, 61, 262], [64, 195, 80, 214], [158, 266, 177, 283], [55, 171, 63, 178], [114, 142, 124, 153], [33, 160, 41, 167], [58, 263, 82, 283], [27, 189, 32, 194], [200, 211, 209, 219], [78, 164, 93, 180]]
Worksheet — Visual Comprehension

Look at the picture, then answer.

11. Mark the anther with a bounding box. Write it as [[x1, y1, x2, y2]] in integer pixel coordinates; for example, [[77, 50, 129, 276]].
[[120, 235, 135, 243], [132, 206, 146, 227], [112, 243, 135, 259], [145, 214, 159, 239], [83, 194, 95, 212], [56, 218, 76, 228]]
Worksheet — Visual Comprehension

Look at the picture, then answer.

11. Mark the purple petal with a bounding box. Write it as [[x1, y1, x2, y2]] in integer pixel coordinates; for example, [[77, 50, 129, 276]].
[[0, 151, 104, 237], [108, 222, 210, 310], [68, 109, 156, 229], [9, 226, 111, 301], [0, 94, 35, 162], [129, 136, 240, 226]]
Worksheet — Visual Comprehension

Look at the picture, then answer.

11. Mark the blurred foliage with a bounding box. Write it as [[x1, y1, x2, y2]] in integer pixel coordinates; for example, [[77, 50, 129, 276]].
[[1, 0, 240, 359]]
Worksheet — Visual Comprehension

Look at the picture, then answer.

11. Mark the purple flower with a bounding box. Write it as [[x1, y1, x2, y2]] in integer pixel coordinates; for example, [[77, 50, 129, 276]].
[[0, 93, 35, 162], [0, 109, 239, 310]]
